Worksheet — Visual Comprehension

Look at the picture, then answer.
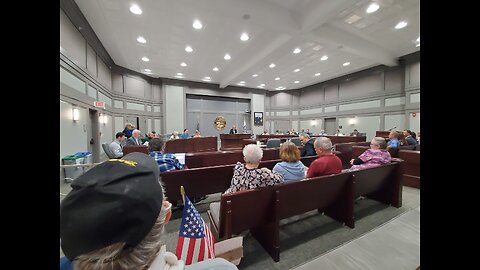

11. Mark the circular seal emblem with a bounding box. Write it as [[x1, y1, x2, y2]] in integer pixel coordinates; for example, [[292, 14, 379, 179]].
[[214, 116, 226, 130]]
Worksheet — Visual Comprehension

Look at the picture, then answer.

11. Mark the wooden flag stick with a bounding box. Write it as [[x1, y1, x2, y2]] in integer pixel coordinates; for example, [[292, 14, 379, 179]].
[[180, 185, 186, 205]]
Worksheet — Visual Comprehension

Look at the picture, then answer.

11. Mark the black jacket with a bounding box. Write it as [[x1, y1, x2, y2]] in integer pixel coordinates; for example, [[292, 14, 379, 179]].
[[301, 139, 316, 157]]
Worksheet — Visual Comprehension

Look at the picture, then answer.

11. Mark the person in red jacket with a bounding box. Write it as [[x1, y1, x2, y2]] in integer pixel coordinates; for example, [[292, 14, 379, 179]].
[[306, 137, 342, 178]]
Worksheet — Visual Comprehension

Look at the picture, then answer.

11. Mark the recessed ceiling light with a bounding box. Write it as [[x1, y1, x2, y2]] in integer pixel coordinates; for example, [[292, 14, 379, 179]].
[[137, 36, 146, 43], [395, 21, 407, 29], [260, 83, 265, 86], [269, 63, 276, 68], [142, 57, 149, 62], [252, 74, 258, 77], [275, 77, 280, 80], [320, 55, 328, 61], [257, 85, 264, 88], [239, 81, 245, 84], [343, 62, 350, 66], [293, 48, 301, 54], [224, 54, 231, 60], [315, 73, 321, 76], [240, 32, 249, 41], [416, 43, 420, 47], [193, 20, 203, 29], [185, 46, 193, 53], [294, 81, 300, 84], [176, 73, 183, 76], [144, 69, 151, 72], [129, 4, 142, 15], [213, 67, 219, 71], [175, 75, 184, 79], [203, 77, 210, 80], [366, 3, 379, 13], [416, 37, 420, 42], [293, 68, 300, 72], [237, 83, 245, 86], [180, 62, 187, 67]]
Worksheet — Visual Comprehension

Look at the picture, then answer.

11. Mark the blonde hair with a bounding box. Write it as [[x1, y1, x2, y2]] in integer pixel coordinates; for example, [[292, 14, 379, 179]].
[[73, 203, 172, 270], [279, 141, 300, 162]]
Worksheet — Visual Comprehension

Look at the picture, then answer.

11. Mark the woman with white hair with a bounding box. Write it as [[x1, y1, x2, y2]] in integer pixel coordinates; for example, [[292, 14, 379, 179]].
[[224, 144, 284, 194], [349, 137, 391, 171]]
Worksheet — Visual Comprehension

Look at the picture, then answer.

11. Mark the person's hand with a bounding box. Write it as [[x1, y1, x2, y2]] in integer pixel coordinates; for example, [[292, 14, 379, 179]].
[[350, 159, 354, 165]]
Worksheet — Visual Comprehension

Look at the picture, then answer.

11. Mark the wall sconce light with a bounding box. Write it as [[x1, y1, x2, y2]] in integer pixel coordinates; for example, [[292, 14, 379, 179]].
[[311, 120, 317, 127], [72, 108, 79, 121], [99, 113, 108, 125], [349, 118, 357, 125]]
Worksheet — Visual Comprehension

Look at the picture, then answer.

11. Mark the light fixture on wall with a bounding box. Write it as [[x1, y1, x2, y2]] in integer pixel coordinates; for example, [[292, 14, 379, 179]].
[[72, 108, 79, 122], [349, 118, 357, 125], [311, 120, 317, 127], [99, 113, 108, 125]]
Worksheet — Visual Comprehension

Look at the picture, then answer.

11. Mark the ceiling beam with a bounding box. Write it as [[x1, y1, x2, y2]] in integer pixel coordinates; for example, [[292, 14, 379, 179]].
[[300, 0, 353, 33], [306, 24, 398, 66]]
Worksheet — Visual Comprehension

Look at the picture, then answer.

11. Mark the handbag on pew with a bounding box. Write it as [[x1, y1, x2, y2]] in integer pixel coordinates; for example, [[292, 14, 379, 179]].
[[214, 237, 243, 266]]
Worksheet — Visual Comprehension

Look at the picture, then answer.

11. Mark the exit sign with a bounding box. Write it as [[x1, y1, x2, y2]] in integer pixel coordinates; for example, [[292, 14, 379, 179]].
[[94, 101, 105, 108]]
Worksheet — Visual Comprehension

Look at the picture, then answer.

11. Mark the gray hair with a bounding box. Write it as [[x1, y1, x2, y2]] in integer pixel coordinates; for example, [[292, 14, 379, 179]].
[[314, 137, 333, 151], [243, 144, 263, 163], [73, 203, 171, 270], [132, 129, 141, 135], [372, 137, 387, 149], [300, 133, 310, 139]]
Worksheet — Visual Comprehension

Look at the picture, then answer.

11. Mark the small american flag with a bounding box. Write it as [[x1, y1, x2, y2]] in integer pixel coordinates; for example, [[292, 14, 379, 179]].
[[175, 195, 215, 265]]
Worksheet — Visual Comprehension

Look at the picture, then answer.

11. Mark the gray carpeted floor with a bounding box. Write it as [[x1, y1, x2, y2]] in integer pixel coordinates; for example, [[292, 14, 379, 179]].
[[60, 185, 420, 270]]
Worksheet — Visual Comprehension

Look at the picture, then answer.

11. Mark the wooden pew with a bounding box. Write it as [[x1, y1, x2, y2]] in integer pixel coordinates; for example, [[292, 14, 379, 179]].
[[334, 142, 371, 168], [122, 145, 149, 155], [164, 136, 217, 153], [208, 171, 355, 262], [207, 162, 402, 262], [353, 161, 403, 208], [398, 150, 420, 189], [161, 156, 318, 204], [184, 147, 303, 169]]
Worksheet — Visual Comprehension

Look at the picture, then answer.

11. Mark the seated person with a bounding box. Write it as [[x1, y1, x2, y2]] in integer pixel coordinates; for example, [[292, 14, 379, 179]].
[[109, 132, 125, 158], [350, 129, 360, 136], [149, 137, 185, 172], [60, 152, 237, 270], [224, 144, 284, 194], [334, 129, 345, 136], [126, 129, 142, 145], [193, 130, 202, 137], [349, 137, 391, 171], [273, 141, 306, 181], [387, 131, 400, 149], [122, 122, 135, 139], [229, 125, 238, 134], [318, 129, 327, 136], [170, 131, 180, 140], [306, 137, 342, 178], [179, 128, 189, 139], [299, 133, 315, 157], [403, 129, 418, 145], [417, 130, 420, 144], [262, 129, 269, 135]]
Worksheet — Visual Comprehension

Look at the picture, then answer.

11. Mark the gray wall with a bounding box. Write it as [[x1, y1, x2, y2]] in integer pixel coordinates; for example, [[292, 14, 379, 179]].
[[266, 59, 420, 140], [60, 9, 163, 163], [186, 95, 251, 137]]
